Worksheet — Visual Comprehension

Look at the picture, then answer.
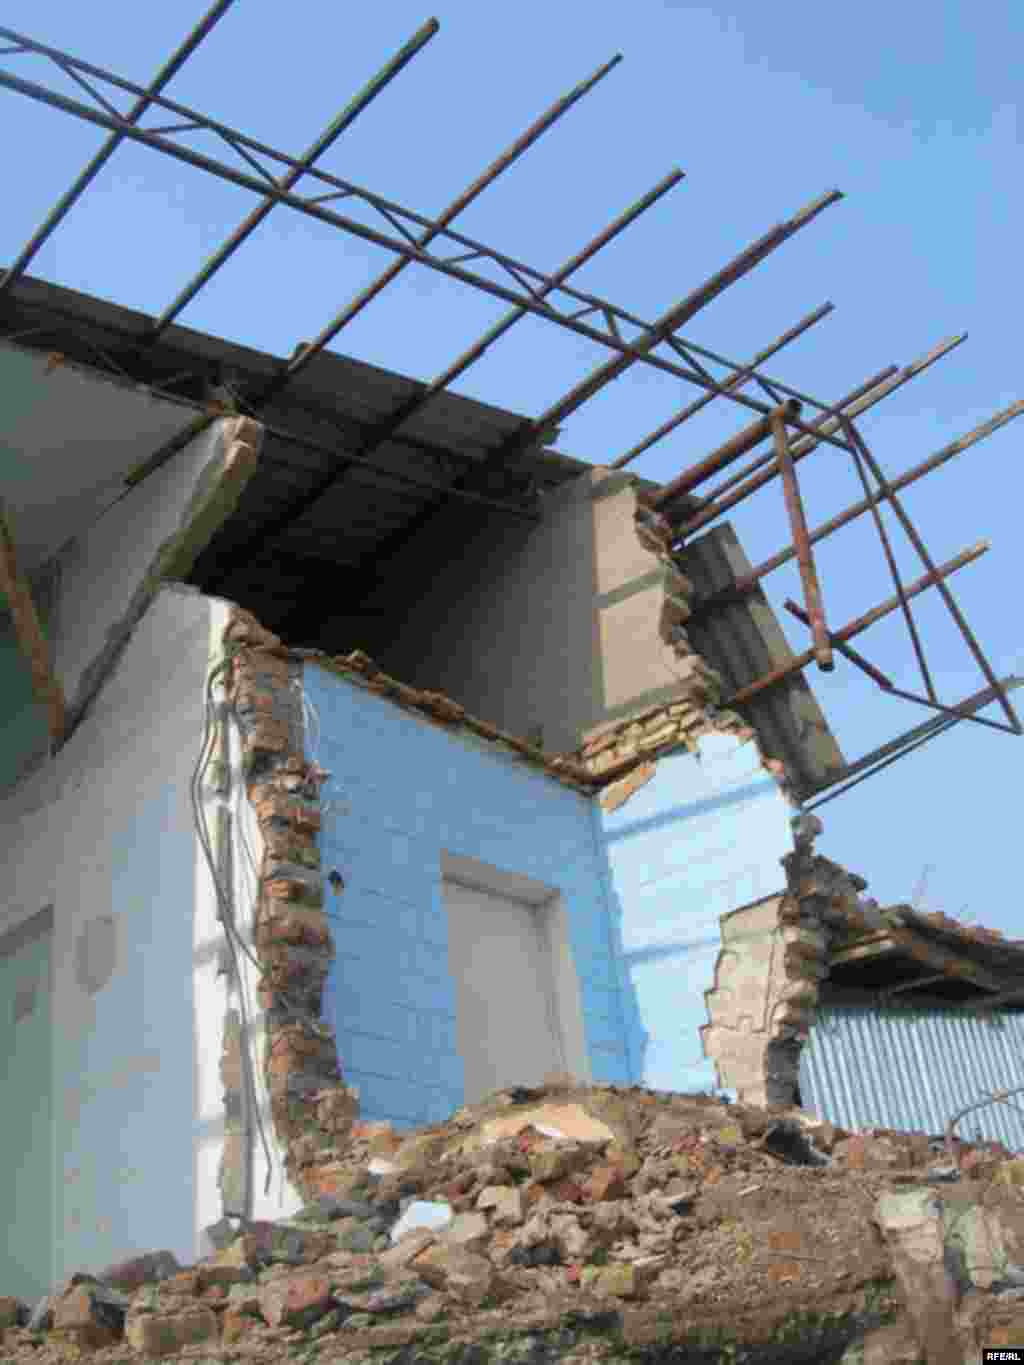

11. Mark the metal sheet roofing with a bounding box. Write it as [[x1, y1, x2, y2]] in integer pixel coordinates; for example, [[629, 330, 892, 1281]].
[[800, 1001, 1024, 1152], [677, 521, 846, 801]]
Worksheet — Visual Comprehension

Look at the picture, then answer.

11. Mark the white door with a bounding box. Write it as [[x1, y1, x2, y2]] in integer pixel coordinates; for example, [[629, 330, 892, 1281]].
[[443, 879, 565, 1105]]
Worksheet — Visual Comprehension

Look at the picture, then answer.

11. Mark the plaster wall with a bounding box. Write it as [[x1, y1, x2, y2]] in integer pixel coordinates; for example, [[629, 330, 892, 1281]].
[[0, 585, 217, 1288], [50, 420, 245, 729], [593, 732, 795, 1094], [340, 469, 681, 756], [302, 662, 638, 1131]]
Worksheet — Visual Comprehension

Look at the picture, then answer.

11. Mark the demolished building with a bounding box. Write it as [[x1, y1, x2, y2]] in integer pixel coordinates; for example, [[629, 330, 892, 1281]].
[[1, 2, 1022, 1315]]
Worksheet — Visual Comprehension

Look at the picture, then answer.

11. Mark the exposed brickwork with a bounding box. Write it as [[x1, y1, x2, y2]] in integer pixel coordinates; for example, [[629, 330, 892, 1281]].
[[701, 818, 869, 1106], [574, 499, 799, 811], [221, 608, 358, 1203]]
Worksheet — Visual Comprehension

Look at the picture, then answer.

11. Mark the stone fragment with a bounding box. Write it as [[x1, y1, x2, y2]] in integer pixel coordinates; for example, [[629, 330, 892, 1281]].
[[585, 1165, 629, 1201], [378, 1230, 438, 1272], [258, 1272, 333, 1329], [442, 1211, 490, 1249], [476, 1184, 524, 1225], [0, 1298, 21, 1329], [221, 1305, 263, 1343], [409, 1244, 499, 1306], [51, 1283, 123, 1350], [579, 1263, 642, 1299], [528, 1145, 589, 1184], [124, 1305, 219, 1356]]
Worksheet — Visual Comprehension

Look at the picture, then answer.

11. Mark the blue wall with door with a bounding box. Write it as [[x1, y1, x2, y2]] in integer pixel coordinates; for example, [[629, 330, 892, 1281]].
[[304, 664, 636, 1130]]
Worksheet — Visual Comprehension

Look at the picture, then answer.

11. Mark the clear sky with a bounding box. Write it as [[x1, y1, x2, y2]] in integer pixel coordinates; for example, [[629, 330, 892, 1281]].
[[2, 1, 1021, 931]]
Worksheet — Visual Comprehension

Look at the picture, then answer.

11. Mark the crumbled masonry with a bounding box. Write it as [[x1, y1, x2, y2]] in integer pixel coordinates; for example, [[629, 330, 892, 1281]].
[[218, 565, 802, 1225], [6, 1080, 1024, 1364]]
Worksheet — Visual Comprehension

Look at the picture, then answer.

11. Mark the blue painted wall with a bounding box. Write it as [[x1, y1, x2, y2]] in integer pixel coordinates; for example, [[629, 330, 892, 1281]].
[[593, 732, 795, 1093], [304, 664, 636, 1131]]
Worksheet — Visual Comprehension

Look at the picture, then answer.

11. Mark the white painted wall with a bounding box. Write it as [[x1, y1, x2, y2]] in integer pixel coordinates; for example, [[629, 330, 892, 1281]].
[[0, 414, 268, 1286], [0, 585, 217, 1284]]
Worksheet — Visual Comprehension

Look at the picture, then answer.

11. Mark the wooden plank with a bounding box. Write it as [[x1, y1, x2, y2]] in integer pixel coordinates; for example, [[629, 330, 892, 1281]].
[[0, 498, 65, 744]]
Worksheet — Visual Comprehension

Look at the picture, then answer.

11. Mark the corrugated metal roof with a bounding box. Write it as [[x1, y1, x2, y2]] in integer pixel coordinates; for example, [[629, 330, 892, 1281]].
[[800, 1002, 1024, 1151], [677, 522, 846, 801]]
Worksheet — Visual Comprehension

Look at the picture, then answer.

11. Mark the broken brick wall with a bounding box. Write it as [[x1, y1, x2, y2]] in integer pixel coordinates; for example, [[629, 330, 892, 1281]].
[[217, 606, 642, 1217], [701, 820, 870, 1107]]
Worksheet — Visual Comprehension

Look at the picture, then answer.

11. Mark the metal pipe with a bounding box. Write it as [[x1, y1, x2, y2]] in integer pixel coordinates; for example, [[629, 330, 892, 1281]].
[[783, 601, 892, 687], [0, 27, 852, 430], [876, 685, 1018, 735], [773, 411, 832, 669], [691, 399, 1024, 613], [204, 170, 682, 594], [524, 189, 842, 438], [150, 17, 440, 338], [0, 0, 237, 298], [725, 540, 989, 707], [804, 676, 1022, 810], [652, 398, 802, 510], [846, 432, 1020, 734], [390, 169, 685, 427], [843, 417, 934, 699], [0, 55, 811, 434], [611, 302, 833, 470], [692, 365, 899, 507], [676, 336, 967, 540], [274, 53, 624, 392]]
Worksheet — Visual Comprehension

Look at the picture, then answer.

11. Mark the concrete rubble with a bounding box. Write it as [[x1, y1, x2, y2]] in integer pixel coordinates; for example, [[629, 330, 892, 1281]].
[[5, 1082, 1024, 1364]]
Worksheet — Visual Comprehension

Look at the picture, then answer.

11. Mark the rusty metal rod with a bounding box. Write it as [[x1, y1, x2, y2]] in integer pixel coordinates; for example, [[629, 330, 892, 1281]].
[[0, 48, 853, 450], [150, 17, 440, 338], [652, 398, 802, 511], [610, 302, 835, 471], [675, 336, 967, 540], [0, 0, 237, 298], [843, 417, 935, 700], [783, 601, 893, 687], [845, 434, 1020, 734], [274, 53, 624, 393], [725, 540, 989, 707], [374, 169, 685, 441], [773, 410, 832, 669], [522, 189, 842, 441], [691, 399, 1024, 614], [692, 366, 899, 506], [0, 498, 65, 743]]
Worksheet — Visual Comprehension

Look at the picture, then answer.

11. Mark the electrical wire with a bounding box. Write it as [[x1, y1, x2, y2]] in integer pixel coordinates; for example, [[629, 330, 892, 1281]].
[[191, 647, 351, 1204]]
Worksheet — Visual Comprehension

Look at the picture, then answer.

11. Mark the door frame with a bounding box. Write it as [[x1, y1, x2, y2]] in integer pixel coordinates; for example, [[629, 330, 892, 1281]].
[[440, 852, 591, 1087]]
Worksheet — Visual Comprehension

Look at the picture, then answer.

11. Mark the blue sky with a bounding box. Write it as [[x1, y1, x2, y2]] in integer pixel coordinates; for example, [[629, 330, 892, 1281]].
[[2, 1, 1021, 930]]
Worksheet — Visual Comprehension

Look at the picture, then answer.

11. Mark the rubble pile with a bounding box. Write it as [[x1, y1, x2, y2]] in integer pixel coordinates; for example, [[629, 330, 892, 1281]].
[[5, 1082, 1024, 1364]]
